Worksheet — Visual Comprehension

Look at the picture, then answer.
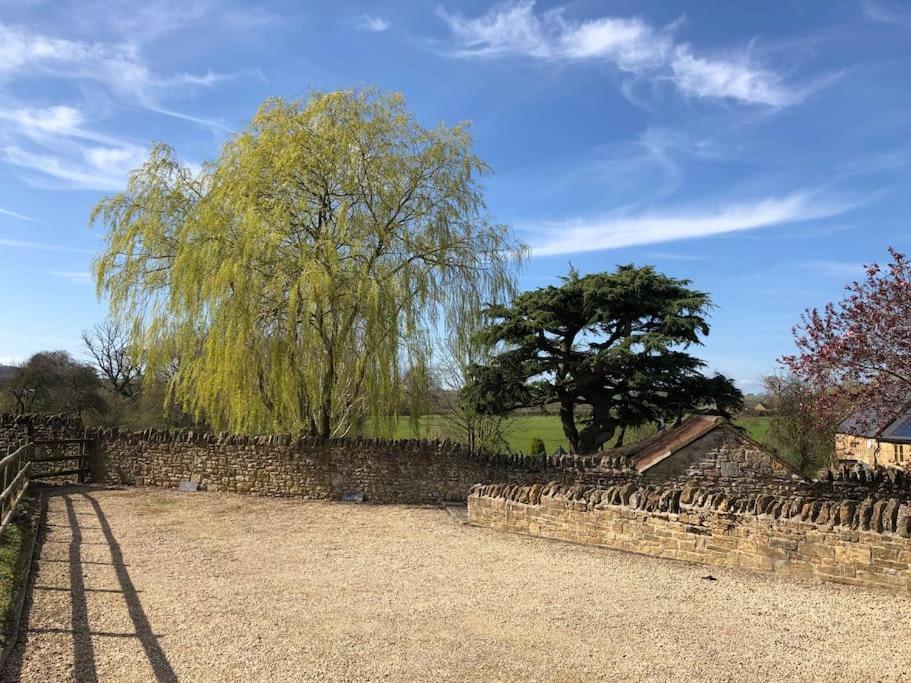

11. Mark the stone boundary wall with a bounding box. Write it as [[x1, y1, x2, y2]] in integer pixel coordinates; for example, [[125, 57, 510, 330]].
[[0, 414, 625, 502], [468, 481, 911, 592], [0, 414, 88, 480], [822, 462, 911, 493], [6, 412, 911, 510], [88, 428, 604, 503], [0, 414, 84, 452]]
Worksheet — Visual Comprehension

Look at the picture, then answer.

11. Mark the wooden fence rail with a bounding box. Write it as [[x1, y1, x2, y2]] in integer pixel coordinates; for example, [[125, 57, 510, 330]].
[[0, 437, 94, 539], [30, 438, 92, 483], [0, 443, 33, 538]]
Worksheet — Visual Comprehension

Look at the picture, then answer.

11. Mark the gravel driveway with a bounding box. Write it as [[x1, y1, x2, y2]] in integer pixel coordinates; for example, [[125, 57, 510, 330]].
[[3, 485, 911, 681]]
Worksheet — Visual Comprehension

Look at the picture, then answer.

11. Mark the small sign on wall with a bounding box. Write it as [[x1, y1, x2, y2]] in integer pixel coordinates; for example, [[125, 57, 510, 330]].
[[178, 480, 199, 492]]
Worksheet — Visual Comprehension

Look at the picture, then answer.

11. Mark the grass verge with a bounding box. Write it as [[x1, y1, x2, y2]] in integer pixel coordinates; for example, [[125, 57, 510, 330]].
[[0, 491, 40, 659]]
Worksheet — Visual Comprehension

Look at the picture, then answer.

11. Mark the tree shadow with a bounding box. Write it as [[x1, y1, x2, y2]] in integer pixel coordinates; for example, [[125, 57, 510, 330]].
[[2, 488, 177, 682], [65, 494, 97, 682], [80, 492, 177, 682]]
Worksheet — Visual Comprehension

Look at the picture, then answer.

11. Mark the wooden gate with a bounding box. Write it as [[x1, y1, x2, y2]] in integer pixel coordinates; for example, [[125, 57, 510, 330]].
[[30, 438, 93, 482]]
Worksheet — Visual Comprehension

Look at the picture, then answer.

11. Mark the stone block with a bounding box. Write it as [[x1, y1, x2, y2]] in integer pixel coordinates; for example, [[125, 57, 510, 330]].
[[768, 537, 798, 551], [833, 545, 872, 565]]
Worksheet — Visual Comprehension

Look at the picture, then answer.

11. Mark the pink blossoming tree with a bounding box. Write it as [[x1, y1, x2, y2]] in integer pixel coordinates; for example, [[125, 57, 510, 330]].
[[783, 248, 911, 430]]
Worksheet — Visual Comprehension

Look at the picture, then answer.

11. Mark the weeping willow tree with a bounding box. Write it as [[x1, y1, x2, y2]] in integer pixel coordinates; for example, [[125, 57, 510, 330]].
[[92, 89, 525, 436]]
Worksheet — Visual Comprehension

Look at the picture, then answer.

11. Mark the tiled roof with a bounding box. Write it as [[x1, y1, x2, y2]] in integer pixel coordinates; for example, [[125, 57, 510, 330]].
[[600, 414, 804, 479], [839, 401, 911, 439], [620, 415, 725, 473], [880, 409, 911, 443], [839, 406, 898, 438]]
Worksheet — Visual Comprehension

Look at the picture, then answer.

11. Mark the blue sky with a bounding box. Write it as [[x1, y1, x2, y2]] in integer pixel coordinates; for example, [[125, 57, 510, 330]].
[[0, 0, 908, 392]]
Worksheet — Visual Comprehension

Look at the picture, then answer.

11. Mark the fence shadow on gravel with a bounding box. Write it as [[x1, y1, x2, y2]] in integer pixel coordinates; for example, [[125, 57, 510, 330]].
[[3, 487, 177, 682]]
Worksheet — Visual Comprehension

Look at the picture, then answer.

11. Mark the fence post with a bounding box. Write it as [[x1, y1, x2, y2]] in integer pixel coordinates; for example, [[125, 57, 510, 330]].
[[25, 443, 31, 495], [1, 453, 7, 525], [76, 428, 87, 484]]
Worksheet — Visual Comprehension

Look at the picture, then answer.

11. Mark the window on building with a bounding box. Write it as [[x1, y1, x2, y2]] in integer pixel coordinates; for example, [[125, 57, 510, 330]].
[[897, 444, 907, 463]]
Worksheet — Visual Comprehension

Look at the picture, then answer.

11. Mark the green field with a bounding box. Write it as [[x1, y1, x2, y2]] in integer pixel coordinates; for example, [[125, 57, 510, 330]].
[[385, 414, 573, 454], [735, 416, 773, 445], [377, 414, 774, 456]]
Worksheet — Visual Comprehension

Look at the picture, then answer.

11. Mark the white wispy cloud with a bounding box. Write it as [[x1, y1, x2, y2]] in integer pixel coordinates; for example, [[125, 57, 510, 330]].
[[669, 46, 796, 107], [644, 251, 705, 261], [47, 270, 92, 284], [0, 238, 95, 254], [547, 126, 720, 202], [797, 260, 865, 278], [527, 191, 860, 256], [437, 1, 809, 106], [139, 105, 232, 133], [0, 105, 135, 147], [0, 22, 231, 131], [0, 104, 150, 190], [3, 146, 142, 190], [862, 0, 911, 25], [0, 207, 35, 222], [634, 127, 720, 195], [79, 0, 280, 43], [358, 14, 391, 32], [0, 19, 239, 191]]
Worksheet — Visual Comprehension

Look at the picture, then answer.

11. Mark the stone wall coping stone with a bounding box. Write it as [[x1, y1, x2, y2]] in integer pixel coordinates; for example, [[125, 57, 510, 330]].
[[469, 481, 911, 537]]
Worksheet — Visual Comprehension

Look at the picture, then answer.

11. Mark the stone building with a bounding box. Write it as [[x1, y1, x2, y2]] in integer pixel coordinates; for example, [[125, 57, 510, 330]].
[[752, 400, 773, 415], [836, 403, 911, 468], [601, 414, 804, 486]]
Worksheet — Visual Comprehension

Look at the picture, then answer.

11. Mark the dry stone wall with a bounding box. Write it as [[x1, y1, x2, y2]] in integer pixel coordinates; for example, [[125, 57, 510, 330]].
[[0, 414, 88, 479], [90, 428, 595, 503], [822, 461, 911, 494], [469, 481, 911, 592], [1, 414, 614, 502], [0, 414, 84, 452]]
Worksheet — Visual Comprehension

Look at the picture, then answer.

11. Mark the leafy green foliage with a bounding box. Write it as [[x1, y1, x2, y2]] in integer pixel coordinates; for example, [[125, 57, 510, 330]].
[[761, 375, 834, 475], [463, 266, 742, 454], [382, 414, 770, 456], [92, 89, 525, 436], [528, 436, 546, 456], [1, 351, 105, 417]]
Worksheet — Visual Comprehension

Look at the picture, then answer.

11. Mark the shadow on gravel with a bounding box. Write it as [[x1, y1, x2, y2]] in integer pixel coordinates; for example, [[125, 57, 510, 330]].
[[3, 487, 177, 682]]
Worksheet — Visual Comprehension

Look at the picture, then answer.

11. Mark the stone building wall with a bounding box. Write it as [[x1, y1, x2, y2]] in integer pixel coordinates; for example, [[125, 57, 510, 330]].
[[836, 433, 877, 465], [640, 426, 802, 491], [468, 481, 911, 592], [835, 432, 910, 468], [89, 428, 596, 504]]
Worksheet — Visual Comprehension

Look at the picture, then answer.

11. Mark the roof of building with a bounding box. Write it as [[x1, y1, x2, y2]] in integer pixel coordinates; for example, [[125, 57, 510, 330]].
[[602, 414, 806, 478], [880, 411, 911, 443], [603, 415, 726, 473], [839, 401, 911, 442], [634, 415, 726, 472]]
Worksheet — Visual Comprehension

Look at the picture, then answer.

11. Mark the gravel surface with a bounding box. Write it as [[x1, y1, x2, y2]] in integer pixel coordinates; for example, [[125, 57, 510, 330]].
[[4, 485, 911, 681]]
